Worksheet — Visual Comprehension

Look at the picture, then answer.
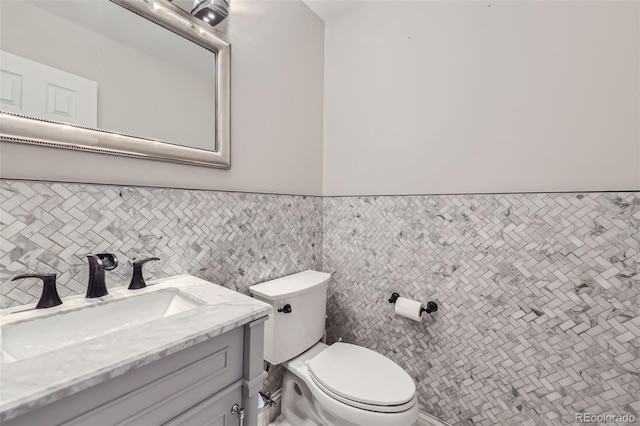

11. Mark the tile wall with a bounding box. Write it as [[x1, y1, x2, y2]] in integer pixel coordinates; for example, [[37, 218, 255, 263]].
[[324, 192, 640, 425], [3, 181, 639, 424], [0, 179, 323, 394]]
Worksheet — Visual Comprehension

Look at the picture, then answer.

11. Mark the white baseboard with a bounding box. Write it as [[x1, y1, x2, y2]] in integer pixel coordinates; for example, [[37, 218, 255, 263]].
[[418, 410, 451, 426]]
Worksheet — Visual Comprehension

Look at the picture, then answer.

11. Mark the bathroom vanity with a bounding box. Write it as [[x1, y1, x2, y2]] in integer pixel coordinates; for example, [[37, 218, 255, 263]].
[[0, 275, 271, 426]]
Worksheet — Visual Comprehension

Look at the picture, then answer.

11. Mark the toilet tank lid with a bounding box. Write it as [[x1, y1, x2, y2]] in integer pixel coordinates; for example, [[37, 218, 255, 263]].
[[249, 270, 330, 301]]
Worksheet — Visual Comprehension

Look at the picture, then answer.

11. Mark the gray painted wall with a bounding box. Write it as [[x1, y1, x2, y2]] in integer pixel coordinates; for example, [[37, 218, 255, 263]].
[[0, 0, 325, 196], [322, 1, 640, 195]]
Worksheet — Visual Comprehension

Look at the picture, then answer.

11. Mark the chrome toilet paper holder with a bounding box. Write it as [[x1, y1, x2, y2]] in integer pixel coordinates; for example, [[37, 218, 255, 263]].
[[389, 292, 438, 315]]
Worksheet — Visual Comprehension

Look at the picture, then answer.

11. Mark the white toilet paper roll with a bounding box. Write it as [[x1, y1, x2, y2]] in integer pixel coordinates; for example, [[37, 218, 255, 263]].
[[395, 297, 423, 321]]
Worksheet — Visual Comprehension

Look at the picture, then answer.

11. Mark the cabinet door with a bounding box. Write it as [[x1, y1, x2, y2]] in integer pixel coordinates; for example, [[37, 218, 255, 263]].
[[164, 381, 242, 426], [56, 328, 244, 426]]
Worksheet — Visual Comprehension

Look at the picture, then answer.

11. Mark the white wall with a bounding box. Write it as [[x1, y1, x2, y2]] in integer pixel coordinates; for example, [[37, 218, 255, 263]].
[[322, 1, 640, 196], [0, 0, 325, 196]]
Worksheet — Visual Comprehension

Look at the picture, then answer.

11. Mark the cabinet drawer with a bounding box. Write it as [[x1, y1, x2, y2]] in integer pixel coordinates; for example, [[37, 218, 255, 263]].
[[60, 327, 244, 426], [164, 380, 242, 426]]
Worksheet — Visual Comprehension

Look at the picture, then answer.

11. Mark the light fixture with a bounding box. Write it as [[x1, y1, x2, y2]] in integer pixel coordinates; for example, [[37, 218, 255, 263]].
[[191, 0, 229, 26]]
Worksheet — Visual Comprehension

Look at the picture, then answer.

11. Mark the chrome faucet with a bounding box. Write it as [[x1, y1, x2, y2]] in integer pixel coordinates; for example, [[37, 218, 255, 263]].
[[86, 253, 118, 298]]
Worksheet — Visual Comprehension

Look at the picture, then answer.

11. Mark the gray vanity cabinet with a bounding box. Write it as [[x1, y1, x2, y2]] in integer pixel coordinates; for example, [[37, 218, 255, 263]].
[[4, 317, 266, 426], [165, 381, 242, 426]]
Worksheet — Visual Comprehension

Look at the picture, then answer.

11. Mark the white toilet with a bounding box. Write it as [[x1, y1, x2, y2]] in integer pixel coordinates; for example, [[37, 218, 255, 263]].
[[249, 270, 419, 426]]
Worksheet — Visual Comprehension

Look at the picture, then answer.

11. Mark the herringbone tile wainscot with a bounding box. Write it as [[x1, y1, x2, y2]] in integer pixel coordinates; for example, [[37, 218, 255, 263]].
[[323, 193, 640, 426], [0, 179, 323, 394]]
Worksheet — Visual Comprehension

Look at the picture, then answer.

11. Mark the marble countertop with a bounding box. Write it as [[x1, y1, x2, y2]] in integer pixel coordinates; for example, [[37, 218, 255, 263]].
[[0, 275, 271, 422]]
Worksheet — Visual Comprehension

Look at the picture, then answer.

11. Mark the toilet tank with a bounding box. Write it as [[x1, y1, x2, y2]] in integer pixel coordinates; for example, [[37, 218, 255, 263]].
[[249, 270, 331, 364]]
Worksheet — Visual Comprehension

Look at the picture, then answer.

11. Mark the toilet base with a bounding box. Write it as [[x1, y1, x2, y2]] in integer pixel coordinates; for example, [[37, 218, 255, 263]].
[[282, 370, 358, 426]]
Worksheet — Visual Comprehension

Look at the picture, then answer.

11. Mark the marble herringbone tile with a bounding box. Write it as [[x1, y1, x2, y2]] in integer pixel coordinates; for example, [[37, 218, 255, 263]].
[[323, 193, 640, 426], [3, 180, 640, 425], [0, 180, 322, 308], [0, 179, 323, 395]]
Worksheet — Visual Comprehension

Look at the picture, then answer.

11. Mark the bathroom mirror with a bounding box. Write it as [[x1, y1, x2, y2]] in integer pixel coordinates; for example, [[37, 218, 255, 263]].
[[0, 0, 230, 168]]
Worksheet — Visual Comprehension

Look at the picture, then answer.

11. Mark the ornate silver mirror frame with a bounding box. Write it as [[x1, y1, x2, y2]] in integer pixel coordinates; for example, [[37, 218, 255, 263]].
[[0, 0, 231, 168]]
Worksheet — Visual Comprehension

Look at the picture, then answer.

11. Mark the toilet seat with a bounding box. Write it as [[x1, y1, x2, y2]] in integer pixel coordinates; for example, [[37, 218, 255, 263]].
[[308, 372, 417, 413], [306, 343, 416, 413]]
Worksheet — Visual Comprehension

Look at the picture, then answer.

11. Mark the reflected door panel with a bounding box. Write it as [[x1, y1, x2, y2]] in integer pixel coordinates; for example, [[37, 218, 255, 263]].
[[1, 51, 98, 127]]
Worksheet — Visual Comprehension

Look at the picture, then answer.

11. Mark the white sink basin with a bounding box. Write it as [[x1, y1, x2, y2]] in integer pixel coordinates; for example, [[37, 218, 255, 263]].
[[2, 289, 203, 362]]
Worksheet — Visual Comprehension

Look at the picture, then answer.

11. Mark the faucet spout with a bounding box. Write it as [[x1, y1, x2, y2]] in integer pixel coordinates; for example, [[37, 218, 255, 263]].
[[86, 253, 118, 298]]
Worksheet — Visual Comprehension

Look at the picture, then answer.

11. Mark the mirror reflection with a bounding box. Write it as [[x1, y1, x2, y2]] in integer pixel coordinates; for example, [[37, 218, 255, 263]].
[[0, 0, 217, 151]]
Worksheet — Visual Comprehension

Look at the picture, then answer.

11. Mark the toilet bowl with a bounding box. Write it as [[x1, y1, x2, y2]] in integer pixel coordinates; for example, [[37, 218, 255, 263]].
[[249, 271, 419, 426], [282, 342, 419, 426]]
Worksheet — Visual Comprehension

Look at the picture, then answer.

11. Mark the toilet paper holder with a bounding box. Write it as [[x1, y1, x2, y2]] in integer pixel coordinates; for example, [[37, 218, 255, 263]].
[[389, 292, 438, 315]]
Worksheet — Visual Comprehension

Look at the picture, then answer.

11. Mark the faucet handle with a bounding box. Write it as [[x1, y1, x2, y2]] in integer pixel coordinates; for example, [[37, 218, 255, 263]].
[[12, 273, 62, 309], [128, 257, 160, 290]]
